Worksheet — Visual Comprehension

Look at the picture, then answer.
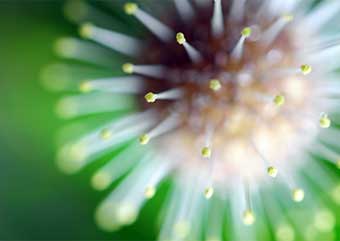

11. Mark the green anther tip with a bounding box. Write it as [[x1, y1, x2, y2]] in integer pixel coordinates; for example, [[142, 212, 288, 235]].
[[209, 79, 222, 91], [124, 3, 138, 15], [139, 134, 150, 145], [274, 95, 285, 107], [122, 63, 134, 74], [176, 32, 186, 45], [241, 27, 252, 38], [145, 92, 157, 103]]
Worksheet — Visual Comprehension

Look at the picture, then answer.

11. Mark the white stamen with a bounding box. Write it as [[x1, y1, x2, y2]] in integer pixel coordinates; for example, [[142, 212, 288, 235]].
[[146, 113, 181, 140], [80, 76, 144, 94], [56, 93, 135, 119], [230, 0, 246, 22], [212, 0, 224, 37], [297, 0, 340, 36], [176, 32, 203, 63], [174, 0, 194, 22], [125, 3, 173, 42], [123, 63, 165, 78], [261, 15, 294, 46], [79, 23, 141, 56], [231, 27, 252, 60]]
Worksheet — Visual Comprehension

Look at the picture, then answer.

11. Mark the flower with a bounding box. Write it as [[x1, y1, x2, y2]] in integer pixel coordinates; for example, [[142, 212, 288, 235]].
[[42, 0, 340, 240]]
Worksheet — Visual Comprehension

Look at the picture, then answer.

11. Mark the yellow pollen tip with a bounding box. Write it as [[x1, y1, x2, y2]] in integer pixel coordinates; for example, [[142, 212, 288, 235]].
[[273, 94, 285, 107], [241, 27, 252, 38], [300, 64, 312, 75], [139, 134, 150, 145], [209, 79, 222, 91], [336, 159, 340, 169], [79, 81, 92, 93], [292, 188, 304, 202], [267, 166, 278, 178], [99, 128, 112, 140], [319, 114, 331, 128], [122, 63, 134, 74], [144, 92, 157, 103], [124, 3, 138, 15], [79, 22, 94, 39], [201, 147, 212, 158], [282, 14, 294, 22], [204, 187, 214, 199], [242, 209, 255, 225], [144, 186, 156, 199], [176, 32, 186, 45]]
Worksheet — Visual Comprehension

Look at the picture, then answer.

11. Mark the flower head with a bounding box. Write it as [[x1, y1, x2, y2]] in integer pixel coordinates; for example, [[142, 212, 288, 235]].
[[43, 0, 340, 239]]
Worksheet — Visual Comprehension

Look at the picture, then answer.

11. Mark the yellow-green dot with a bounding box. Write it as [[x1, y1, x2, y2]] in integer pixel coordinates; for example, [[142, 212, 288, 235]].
[[320, 114, 331, 128], [273, 94, 285, 107], [79, 81, 92, 93], [139, 134, 150, 145], [282, 14, 294, 22], [100, 128, 112, 140], [122, 63, 134, 74], [144, 92, 157, 103], [300, 64, 312, 75], [209, 79, 221, 91], [336, 159, 340, 169], [242, 210, 255, 225], [124, 3, 138, 15], [201, 147, 211, 158], [241, 27, 252, 38], [176, 32, 186, 45], [204, 187, 214, 199], [267, 166, 278, 178], [292, 188, 304, 202], [79, 22, 94, 39], [144, 186, 156, 199]]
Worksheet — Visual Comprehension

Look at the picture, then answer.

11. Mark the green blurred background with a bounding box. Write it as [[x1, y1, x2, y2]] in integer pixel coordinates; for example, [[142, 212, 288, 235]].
[[0, 1, 158, 239], [1, 0, 339, 240]]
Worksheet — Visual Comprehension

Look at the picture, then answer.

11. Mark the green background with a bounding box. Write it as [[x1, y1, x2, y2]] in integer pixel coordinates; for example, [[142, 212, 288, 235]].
[[0, 1, 158, 239], [0, 0, 339, 240]]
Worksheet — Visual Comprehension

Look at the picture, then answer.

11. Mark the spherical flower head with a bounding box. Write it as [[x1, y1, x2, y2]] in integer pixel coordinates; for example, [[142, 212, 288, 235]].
[[52, 0, 340, 239]]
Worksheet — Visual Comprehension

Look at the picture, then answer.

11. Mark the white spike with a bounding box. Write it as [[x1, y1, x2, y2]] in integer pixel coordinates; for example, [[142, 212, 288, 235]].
[[230, 0, 246, 22], [231, 27, 252, 60], [212, 0, 224, 37], [125, 3, 173, 42], [79, 23, 141, 56], [261, 15, 294, 46], [123, 63, 165, 78], [174, 0, 194, 21], [297, 0, 340, 35], [79, 76, 144, 94]]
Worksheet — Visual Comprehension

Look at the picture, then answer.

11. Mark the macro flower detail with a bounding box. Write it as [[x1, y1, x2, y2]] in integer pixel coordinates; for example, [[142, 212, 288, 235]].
[[42, 0, 340, 240]]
